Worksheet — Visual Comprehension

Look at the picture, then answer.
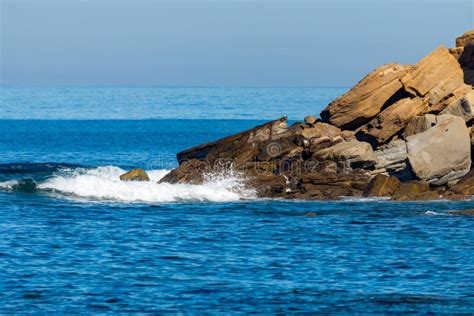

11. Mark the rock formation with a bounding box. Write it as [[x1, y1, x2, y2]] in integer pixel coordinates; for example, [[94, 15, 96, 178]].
[[160, 30, 474, 201]]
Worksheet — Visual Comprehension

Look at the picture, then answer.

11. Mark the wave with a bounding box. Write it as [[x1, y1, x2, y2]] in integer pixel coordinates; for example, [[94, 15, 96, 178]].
[[23, 166, 256, 203]]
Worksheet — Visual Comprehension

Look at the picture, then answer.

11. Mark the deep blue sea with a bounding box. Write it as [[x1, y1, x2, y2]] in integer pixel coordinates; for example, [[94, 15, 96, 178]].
[[1, 87, 474, 313]]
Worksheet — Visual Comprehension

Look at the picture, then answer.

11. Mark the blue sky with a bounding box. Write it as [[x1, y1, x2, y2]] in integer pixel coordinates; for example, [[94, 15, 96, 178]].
[[1, 0, 472, 86]]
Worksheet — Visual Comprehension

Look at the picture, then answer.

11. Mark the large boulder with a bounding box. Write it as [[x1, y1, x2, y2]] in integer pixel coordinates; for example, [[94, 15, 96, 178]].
[[406, 114, 471, 186], [456, 30, 474, 47], [119, 168, 150, 182], [356, 97, 428, 146], [401, 46, 465, 108], [320, 64, 411, 130]]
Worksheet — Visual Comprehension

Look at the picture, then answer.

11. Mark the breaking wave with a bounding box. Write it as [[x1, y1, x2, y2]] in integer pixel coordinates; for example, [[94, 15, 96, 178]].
[[0, 166, 256, 203]]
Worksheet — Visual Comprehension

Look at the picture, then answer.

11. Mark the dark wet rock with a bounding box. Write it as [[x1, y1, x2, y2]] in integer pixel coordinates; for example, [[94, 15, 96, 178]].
[[363, 174, 401, 197], [12, 178, 37, 193], [448, 209, 474, 215], [119, 168, 150, 182]]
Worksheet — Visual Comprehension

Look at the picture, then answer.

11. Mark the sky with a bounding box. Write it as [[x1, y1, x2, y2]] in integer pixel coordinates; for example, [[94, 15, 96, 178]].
[[0, 0, 473, 87]]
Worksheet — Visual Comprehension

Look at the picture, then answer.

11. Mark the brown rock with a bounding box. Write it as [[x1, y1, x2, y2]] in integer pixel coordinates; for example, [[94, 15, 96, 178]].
[[401, 46, 464, 104], [299, 122, 341, 140], [320, 63, 411, 130], [403, 114, 437, 138], [159, 159, 208, 184], [296, 172, 370, 200], [363, 174, 401, 197], [304, 116, 319, 126], [449, 169, 474, 196], [449, 47, 464, 60], [119, 168, 150, 182], [176, 117, 288, 166], [456, 30, 474, 47], [312, 139, 378, 169], [392, 180, 430, 200], [394, 190, 440, 201], [246, 173, 288, 198], [429, 84, 473, 113], [356, 97, 428, 146]]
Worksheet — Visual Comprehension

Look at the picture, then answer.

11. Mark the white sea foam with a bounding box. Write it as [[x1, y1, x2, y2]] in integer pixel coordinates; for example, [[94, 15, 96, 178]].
[[37, 166, 256, 203], [0, 180, 18, 190]]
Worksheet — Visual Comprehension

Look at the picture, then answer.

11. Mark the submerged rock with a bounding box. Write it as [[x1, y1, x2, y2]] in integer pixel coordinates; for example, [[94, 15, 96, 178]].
[[448, 209, 474, 216], [119, 168, 150, 182]]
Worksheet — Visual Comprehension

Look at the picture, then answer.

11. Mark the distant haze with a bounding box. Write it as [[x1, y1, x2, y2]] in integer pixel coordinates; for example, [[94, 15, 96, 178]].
[[1, 0, 473, 86]]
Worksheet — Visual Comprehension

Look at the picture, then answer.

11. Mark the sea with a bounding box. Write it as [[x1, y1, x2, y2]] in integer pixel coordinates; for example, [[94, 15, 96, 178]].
[[1, 86, 473, 313]]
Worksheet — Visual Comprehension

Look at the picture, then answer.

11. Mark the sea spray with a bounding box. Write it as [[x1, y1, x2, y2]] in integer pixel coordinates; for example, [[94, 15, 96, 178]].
[[33, 166, 255, 203]]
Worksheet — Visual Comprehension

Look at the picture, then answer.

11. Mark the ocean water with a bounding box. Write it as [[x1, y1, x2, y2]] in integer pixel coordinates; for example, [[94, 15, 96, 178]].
[[1, 87, 474, 313]]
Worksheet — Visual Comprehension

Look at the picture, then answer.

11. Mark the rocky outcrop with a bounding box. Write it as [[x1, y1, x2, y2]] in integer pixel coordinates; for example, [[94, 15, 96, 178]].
[[320, 64, 411, 130], [120, 168, 150, 182], [406, 114, 471, 186], [160, 30, 474, 201]]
